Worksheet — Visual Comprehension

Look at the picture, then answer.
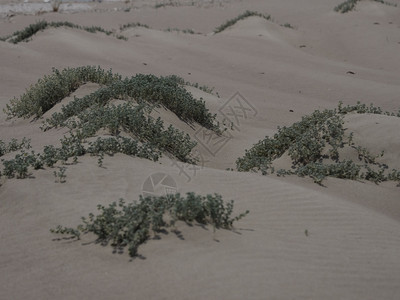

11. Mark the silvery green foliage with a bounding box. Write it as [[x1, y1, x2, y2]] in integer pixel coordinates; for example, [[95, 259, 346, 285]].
[[2, 66, 223, 179], [236, 102, 400, 185], [51, 193, 249, 257]]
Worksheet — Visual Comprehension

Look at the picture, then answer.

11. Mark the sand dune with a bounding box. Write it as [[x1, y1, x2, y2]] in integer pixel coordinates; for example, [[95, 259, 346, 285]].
[[1, 0, 400, 299]]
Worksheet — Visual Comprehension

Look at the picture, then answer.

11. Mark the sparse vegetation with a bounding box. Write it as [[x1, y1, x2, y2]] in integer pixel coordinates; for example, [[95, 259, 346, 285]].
[[334, 0, 360, 13], [51, 192, 249, 257], [119, 22, 151, 31], [54, 166, 67, 183], [6, 66, 218, 131], [154, 1, 179, 9], [281, 23, 294, 29], [214, 10, 271, 33], [374, 0, 397, 7], [1, 66, 221, 180], [236, 102, 400, 185], [0, 138, 31, 157], [1, 20, 127, 44], [164, 27, 198, 34], [334, 0, 397, 13]]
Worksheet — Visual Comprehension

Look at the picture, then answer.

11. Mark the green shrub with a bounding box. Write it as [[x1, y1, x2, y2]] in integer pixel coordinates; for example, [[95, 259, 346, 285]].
[[4, 66, 221, 179], [5, 66, 120, 118], [7, 66, 218, 131], [236, 102, 400, 185], [0, 138, 31, 157], [51, 193, 249, 257], [53, 166, 67, 183], [1, 150, 42, 179]]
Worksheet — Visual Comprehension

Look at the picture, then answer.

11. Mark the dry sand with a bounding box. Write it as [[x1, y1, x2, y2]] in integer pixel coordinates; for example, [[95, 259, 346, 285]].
[[1, 0, 400, 299]]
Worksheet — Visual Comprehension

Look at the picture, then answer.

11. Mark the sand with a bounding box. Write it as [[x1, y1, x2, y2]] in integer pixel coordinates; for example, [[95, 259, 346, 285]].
[[1, 0, 400, 299]]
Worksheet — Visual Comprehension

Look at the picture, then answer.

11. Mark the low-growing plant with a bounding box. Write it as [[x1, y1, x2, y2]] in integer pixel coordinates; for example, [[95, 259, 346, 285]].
[[373, 0, 397, 7], [54, 166, 67, 183], [281, 23, 294, 29], [3, 66, 221, 179], [1, 21, 127, 44], [236, 102, 400, 185], [7, 66, 219, 131], [5, 66, 120, 118], [154, 1, 178, 8], [119, 22, 151, 31], [0, 138, 31, 157], [51, 192, 249, 257], [333, 0, 396, 13], [334, 0, 360, 13], [2, 150, 41, 179], [214, 10, 271, 33], [164, 27, 198, 34]]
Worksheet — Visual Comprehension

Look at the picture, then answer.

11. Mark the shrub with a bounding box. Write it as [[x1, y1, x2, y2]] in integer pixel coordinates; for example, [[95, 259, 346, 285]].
[[0, 138, 31, 157], [51, 193, 249, 257], [334, 0, 360, 13], [5, 66, 120, 118], [7, 66, 218, 131], [236, 102, 400, 185], [2, 150, 42, 179], [3, 66, 223, 178]]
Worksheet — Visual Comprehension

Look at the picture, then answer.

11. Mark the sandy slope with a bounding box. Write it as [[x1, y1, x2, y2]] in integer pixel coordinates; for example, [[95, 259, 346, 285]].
[[1, 0, 400, 299]]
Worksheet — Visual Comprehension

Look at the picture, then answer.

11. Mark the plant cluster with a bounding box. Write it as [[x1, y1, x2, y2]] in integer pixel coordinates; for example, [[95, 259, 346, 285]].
[[6, 66, 218, 130], [0, 138, 40, 179], [51, 192, 249, 257], [2, 66, 221, 179], [334, 0, 360, 13], [0, 133, 163, 180], [164, 27, 198, 34], [236, 102, 400, 185], [334, 0, 396, 13], [281, 23, 294, 29], [119, 22, 151, 31], [154, 1, 179, 9], [6, 66, 120, 118], [0, 138, 31, 156], [214, 10, 272, 33], [0, 20, 127, 44], [54, 166, 67, 183], [64, 103, 197, 162]]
